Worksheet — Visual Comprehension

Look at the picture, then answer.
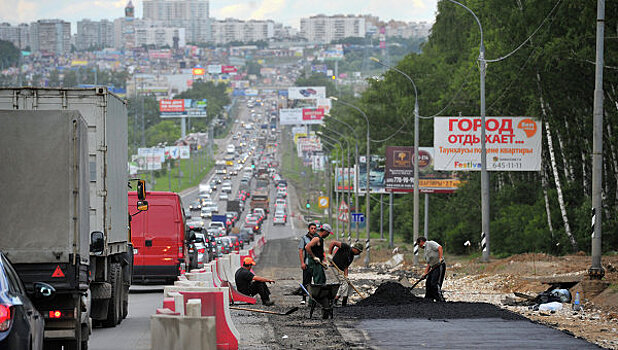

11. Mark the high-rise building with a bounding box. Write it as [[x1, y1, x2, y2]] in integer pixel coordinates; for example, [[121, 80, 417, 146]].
[[142, 0, 210, 43], [113, 1, 136, 49], [135, 22, 185, 48], [30, 19, 71, 55], [300, 15, 365, 43], [0, 23, 30, 50], [211, 19, 274, 45], [76, 19, 113, 50]]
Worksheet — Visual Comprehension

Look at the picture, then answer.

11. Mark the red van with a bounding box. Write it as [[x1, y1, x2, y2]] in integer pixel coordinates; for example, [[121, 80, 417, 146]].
[[128, 191, 186, 283]]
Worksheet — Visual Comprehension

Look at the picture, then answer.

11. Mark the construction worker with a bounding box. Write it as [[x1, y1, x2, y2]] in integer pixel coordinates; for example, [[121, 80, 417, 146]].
[[235, 256, 275, 306], [417, 237, 446, 302], [297, 223, 317, 305], [327, 241, 363, 306], [305, 224, 333, 285]]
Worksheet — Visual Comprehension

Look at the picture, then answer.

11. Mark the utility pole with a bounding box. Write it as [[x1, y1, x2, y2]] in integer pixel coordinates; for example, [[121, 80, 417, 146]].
[[380, 193, 384, 239], [590, 0, 606, 280], [388, 193, 394, 248]]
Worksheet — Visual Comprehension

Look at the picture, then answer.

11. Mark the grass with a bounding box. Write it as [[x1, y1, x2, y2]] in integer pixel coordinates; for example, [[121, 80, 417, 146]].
[[152, 150, 215, 192]]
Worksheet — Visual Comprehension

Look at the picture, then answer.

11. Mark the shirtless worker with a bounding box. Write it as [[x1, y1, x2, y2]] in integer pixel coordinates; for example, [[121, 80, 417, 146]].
[[327, 240, 363, 306]]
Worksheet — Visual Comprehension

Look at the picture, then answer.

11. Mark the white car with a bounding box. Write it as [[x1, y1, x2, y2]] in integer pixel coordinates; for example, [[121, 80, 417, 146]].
[[221, 183, 233, 193], [220, 192, 229, 201], [273, 212, 286, 225]]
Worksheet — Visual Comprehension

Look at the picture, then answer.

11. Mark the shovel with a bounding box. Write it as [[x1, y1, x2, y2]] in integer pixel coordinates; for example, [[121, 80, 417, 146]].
[[409, 264, 441, 290], [324, 258, 366, 299], [229, 305, 299, 316]]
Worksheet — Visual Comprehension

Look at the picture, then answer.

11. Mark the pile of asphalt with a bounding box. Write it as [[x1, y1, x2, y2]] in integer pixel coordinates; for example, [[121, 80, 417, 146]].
[[340, 281, 526, 320], [355, 281, 427, 306]]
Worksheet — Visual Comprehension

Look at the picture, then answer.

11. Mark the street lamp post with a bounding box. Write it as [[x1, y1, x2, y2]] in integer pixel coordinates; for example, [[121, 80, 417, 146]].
[[325, 114, 361, 242], [370, 57, 421, 265], [318, 131, 352, 244], [446, 0, 490, 262], [323, 127, 355, 241], [329, 97, 371, 266]]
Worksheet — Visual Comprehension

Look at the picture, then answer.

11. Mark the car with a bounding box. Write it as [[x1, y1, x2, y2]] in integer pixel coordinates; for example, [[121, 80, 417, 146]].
[[209, 179, 218, 190], [188, 200, 202, 210], [225, 235, 242, 252], [186, 219, 205, 231], [253, 207, 267, 220], [209, 221, 226, 236], [273, 212, 286, 225], [219, 237, 233, 254], [0, 251, 49, 350], [299, 88, 317, 97], [200, 207, 214, 218], [275, 198, 286, 208], [215, 237, 228, 256], [226, 211, 238, 225], [221, 182, 233, 193], [240, 227, 255, 242], [187, 231, 208, 268], [219, 192, 229, 201], [276, 189, 287, 199]]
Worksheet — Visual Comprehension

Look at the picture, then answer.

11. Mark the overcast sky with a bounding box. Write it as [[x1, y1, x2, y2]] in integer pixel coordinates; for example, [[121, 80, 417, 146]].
[[0, 0, 438, 29]]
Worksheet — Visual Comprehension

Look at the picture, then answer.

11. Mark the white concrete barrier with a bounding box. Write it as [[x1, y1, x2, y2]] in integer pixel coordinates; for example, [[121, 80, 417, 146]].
[[151, 314, 217, 350]]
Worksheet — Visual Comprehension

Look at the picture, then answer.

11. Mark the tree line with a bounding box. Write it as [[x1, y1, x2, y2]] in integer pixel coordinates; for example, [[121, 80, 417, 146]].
[[319, 0, 618, 256]]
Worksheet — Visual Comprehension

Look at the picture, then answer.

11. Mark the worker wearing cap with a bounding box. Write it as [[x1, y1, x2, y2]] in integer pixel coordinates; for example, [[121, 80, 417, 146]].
[[305, 224, 332, 285], [297, 223, 317, 305], [327, 241, 363, 307], [235, 257, 275, 306], [417, 237, 446, 302]]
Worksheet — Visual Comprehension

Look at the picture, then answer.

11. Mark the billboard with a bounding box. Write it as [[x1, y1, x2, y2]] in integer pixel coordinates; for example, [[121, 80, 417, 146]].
[[279, 108, 324, 125], [335, 167, 356, 192], [384, 146, 414, 191], [320, 44, 344, 61], [434, 117, 542, 171], [358, 155, 386, 194], [160, 99, 207, 118], [288, 86, 326, 100], [280, 108, 303, 125], [159, 99, 185, 113], [418, 147, 461, 193], [316, 98, 332, 114], [192, 67, 205, 75], [302, 108, 325, 124], [221, 65, 237, 74], [207, 65, 222, 74]]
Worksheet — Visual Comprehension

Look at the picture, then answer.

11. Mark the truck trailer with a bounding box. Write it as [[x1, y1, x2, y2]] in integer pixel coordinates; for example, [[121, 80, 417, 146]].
[[0, 87, 134, 333]]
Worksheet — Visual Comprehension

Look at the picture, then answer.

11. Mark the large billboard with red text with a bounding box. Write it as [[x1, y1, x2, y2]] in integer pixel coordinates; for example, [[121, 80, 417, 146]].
[[433, 117, 542, 171]]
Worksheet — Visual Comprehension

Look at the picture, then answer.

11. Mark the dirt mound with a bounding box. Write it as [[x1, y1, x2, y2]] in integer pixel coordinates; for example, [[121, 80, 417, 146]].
[[355, 281, 427, 307]]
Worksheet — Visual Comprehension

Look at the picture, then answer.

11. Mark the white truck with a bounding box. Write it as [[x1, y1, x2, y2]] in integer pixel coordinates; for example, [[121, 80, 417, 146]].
[[0, 88, 136, 336]]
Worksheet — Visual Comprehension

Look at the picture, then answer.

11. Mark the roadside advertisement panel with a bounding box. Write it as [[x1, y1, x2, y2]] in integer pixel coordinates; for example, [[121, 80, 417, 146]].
[[302, 108, 325, 124], [358, 155, 386, 194], [434, 117, 542, 171], [207, 65, 222, 74], [418, 147, 461, 193], [316, 98, 332, 114], [159, 99, 185, 113], [288, 86, 326, 100], [335, 167, 356, 192], [384, 146, 414, 191], [180, 146, 191, 159], [192, 67, 205, 75], [279, 108, 303, 125], [221, 65, 237, 73]]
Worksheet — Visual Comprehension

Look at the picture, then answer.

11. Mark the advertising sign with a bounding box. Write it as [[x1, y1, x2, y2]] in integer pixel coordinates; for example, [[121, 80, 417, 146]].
[[279, 108, 303, 125], [384, 146, 414, 191], [358, 155, 386, 194], [160, 99, 207, 118], [320, 44, 344, 61], [192, 67, 205, 75], [316, 98, 332, 114], [159, 99, 185, 113], [288, 86, 326, 100], [207, 65, 222, 74], [335, 167, 356, 192], [302, 108, 325, 124], [418, 147, 461, 193], [434, 117, 542, 171], [165, 146, 180, 160], [221, 65, 237, 74], [180, 146, 191, 159]]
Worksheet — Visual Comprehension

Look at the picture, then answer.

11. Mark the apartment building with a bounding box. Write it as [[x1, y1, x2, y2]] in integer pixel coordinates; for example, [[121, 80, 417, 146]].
[[300, 15, 365, 43]]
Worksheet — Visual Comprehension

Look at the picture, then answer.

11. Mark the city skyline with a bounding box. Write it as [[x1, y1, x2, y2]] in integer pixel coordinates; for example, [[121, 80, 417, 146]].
[[0, 0, 438, 31]]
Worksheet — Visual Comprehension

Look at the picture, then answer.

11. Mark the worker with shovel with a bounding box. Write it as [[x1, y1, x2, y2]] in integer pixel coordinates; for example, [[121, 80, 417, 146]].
[[296, 223, 317, 305], [305, 224, 333, 285], [417, 237, 446, 302], [327, 241, 364, 307], [235, 257, 275, 306]]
